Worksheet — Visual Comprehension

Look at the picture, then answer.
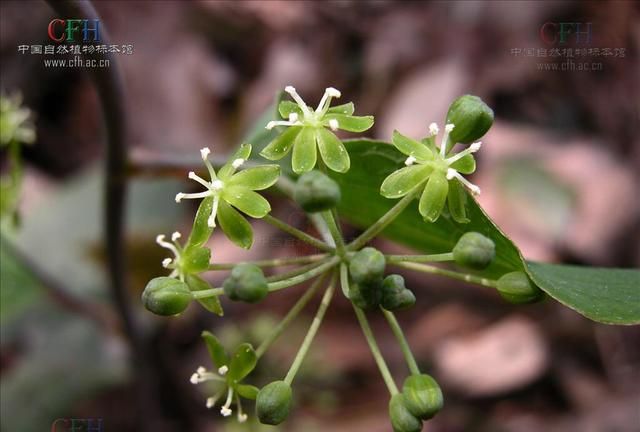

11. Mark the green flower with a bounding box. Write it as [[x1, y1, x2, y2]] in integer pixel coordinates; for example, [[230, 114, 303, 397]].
[[175, 144, 280, 249], [191, 332, 260, 423], [380, 122, 483, 223], [0, 93, 35, 147], [260, 86, 374, 174]]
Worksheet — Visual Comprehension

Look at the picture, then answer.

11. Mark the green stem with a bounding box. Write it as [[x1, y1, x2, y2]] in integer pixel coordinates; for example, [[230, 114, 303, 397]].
[[256, 273, 328, 358], [284, 274, 336, 385], [263, 214, 334, 252], [385, 253, 454, 264], [390, 261, 498, 288], [322, 210, 346, 258], [352, 306, 399, 395], [208, 254, 328, 271], [382, 309, 420, 376], [266, 259, 329, 283], [348, 188, 420, 251]]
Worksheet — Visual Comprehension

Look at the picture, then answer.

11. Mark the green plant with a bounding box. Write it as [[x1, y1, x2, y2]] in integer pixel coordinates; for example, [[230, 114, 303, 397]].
[[141, 87, 640, 428]]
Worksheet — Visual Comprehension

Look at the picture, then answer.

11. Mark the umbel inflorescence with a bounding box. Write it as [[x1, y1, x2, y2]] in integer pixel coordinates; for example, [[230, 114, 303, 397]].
[[142, 87, 543, 431]]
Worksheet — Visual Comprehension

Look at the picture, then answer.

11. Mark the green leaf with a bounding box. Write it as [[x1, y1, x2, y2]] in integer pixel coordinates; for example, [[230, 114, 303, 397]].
[[217, 201, 253, 249], [292, 127, 317, 174], [236, 383, 260, 400], [419, 172, 448, 222], [201, 331, 229, 367], [181, 245, 211, 274], [316, 128, 350, 173], [392, 130, 433, 161], [228, 343, 257, 382], [327, 102, 354, 115], [526, 263, 640, 325], [261, 126, 301, 161], [218, 143, 252, 179], [187, 274, 223, 316], [186, 197, 214, 248], [324, 114, 374, 132], [380, 165, 431, 199], [328, 139, 640, 325], [278, 100, 303, 119], [227, 165, 280, 191], [449, 153, 476, 174], [223, 186, 271, 218]]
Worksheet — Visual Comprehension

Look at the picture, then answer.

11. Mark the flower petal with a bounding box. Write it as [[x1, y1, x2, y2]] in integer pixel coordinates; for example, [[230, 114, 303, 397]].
[[223, 186, 271, 218], [228, 343, 257, 381], [218, 143, 252, 179], [380, 165, 432, 198], [201, 331, 229, 368], [419, 172, 449, 222], [447, 179, 469, 224], [392, 130, 433, 161], [316, 128, 350, 173], [327, 102, 354, 115], [188, 275, 224, 316], [292, 127, 317, 174], [261, 126, 302, 160], [324, 114, 374, 132], [449, 153, 476, 174], [236, 384, 259, 400], [217, 200, 253, 249], [227, 165, 280, 190], [182, 245, 211, 273], [278, 100, 303, 118], [186, 197, 214, 248]]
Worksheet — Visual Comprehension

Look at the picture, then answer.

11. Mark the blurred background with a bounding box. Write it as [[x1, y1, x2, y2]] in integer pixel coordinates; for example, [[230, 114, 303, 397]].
[[1, 1, 639, 431]]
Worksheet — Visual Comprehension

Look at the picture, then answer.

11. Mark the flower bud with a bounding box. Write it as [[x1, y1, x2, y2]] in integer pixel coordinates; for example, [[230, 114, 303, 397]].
[[348, 279, 382, 310], [223, 263, 268, 303], [293, 170, 341, 213], [142, 277, 191, 316], [402, 374, 443, 420], [496, 271, 544, 304], [452, 232, 495, 270], [349, 247, 385, 284], [446, 94, 494, 144], [389, 394, 423, 432], [381, 274, 416, 311], [256, 380, 292, 425]]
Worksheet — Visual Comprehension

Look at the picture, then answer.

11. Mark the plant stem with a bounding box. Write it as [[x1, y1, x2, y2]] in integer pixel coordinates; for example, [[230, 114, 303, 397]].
[[191, 257, 340, 299], [208, 254, 328, 271], [348, 188, 420, 251], [266, 259, 330, 283], [256, 273, 327, 358], [263, 214, 334, 252], [382, 309, 420, 376], [284, 274, 336, 385], [391, 261, 498, 288], [385, 252, 454, 264], [352, 306, 399, 395], [322, 210, 346, 258]]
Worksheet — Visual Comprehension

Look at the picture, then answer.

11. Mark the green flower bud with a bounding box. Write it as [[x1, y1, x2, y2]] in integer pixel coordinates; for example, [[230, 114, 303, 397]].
[[402, 374, 443, 420], [389, 394, 423, 432], [223, 263, 268, 303], [256, 380, 292, 425], [496, 271, 544, 304], [452, 232, 495, 270], [381, 274, 416, 311], [293, 170, 341, 213], [446, 94, 494, 144], [349, 247, 385, 284], [142, 277, 191, 316], [348, 279, 382, 310]]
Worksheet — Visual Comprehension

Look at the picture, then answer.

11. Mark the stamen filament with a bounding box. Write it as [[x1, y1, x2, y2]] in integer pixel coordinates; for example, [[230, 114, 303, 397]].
[[284, 86, 311, 117], [175, 191, 211, 203], [208, 195, 220, 227], [188, 171, 211, 188], [444, 141, 481, 164], [447, 169, 481, 195], [441, 123, 454, 157]]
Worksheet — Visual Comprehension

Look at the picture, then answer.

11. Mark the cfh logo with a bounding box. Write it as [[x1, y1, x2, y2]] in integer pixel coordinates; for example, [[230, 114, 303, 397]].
[[50, 418, 103, 432], [540, 22, 592, 45], [47, 19, 101, 43]]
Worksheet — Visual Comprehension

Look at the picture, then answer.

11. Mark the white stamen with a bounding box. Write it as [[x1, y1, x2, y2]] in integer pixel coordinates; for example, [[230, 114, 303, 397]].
[[211, 179, 224, 191], [469, 141, 482, 152], [238, 413, 248, 423], [220, 388, 234, 417], [175, 193, 184, 203], [218, 365, 229, 376], [197, 366, 206, 375], [316, 86, 342, 114], [288, 112, 299, 122], [284, 85, 311, 116], [405, 156, 416, 166], [326, 87, 341, 98], [447, 168, 481, 195], [162, 258, 172, 268], [429, 122, 439, 136], [441, 123, 455, 157], [444, 141, 482, 165], [328, 118, 339, 131], [206, 397, 216, 409], [220, 407, 232, 417], [156, 234, 166, 244], [200, 147, 211, 160], [190, 373, 199, 384], [171, 231, 181, 242], [232, 158, 245, 169], [208, 196, 220, 228], [188, 172, 211, 189], [266, 120, 297, 130], [444, 123, 455, 133]]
